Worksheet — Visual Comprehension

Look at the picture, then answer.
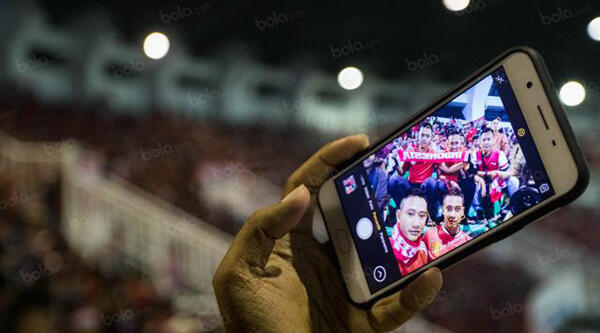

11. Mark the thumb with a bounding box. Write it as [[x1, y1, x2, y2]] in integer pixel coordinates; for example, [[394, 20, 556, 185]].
[[228, 185, 310, 269], [368, 268, 443, 332]]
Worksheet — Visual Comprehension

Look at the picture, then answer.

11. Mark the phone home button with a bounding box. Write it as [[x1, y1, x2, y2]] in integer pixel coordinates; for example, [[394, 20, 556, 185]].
[[335, 229, 351, 253]]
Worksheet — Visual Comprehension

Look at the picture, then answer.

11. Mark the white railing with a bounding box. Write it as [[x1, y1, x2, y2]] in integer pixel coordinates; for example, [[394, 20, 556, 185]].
[[0, 132, 232, 314]]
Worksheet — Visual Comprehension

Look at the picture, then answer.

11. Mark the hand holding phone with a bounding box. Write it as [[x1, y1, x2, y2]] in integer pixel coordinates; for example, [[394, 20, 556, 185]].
[[213, 134, 443, 332]]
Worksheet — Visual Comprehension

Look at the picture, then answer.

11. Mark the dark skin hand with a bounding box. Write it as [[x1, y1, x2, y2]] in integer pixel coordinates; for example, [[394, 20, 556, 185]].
[[213, 134, 444, 332]]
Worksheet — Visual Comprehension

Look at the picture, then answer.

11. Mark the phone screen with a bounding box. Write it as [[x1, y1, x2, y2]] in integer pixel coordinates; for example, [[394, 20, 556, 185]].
[[334, 66, 555, 293]]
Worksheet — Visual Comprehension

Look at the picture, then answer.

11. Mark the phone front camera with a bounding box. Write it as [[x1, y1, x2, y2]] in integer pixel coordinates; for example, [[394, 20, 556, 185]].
[[527, 81, 533, 89]]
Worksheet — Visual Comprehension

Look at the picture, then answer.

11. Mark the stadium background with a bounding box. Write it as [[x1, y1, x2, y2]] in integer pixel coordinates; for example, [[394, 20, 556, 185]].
[[0, 0, 599, 332]]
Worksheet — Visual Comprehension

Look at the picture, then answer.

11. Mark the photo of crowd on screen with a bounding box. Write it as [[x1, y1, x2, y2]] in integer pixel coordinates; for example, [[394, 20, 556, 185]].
[[362, 75, 544, 275]]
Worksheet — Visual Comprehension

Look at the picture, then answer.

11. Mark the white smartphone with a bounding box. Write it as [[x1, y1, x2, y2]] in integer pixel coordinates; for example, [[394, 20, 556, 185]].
[[318, 47, 590, 305]]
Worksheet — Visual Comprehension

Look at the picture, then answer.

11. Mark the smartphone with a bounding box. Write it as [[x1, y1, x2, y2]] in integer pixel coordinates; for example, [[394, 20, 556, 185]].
[[318, 47, 590, 305]]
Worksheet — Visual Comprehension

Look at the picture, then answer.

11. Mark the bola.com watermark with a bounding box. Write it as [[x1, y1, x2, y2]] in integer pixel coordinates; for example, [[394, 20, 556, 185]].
[[584, 81, 600, 94], [254, 10, 306, 30], [68, 210, 103, 228], [187, 88, 227, 106], [198, 314, 233, 332], [211, 163, 252, 181], [139, 142, 178, 161], [453, 0, 504, 16], [0, 191, 41, 210], [159, 3, 211, 24], [19, 261, 70, 285], [138, 139, 195, 162], [282, 95, 316, 114], [489, 301, 525, 320], [164, 215, 199, 234], [296, 111, 404, 135], [329, 38, 382, 59], [405, 51, 457, 72], [538, 5, 590, 26], [42, 138, 78, 156], [536, 245, 584, 266], [15, 54, 63, 73], [111, 59, 157, 79], [411, 288, 448, 308], [101, 307, 152, 326]]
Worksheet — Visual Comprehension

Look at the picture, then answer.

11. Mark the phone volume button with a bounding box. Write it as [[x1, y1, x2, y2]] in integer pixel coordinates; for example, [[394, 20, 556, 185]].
[[336, 229, 351, 253]]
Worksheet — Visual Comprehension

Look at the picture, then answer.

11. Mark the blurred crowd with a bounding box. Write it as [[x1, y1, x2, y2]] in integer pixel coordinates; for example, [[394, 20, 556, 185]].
[[0, 92, 317, 235], [0, 89, 599, 333], [0, 172, 226, 333]]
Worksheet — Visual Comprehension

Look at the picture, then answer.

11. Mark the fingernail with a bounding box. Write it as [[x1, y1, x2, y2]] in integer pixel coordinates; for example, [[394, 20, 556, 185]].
[[331, 133, 369, 150], [352, 133, 369, 141], [351, 133, 369, 147], [282, 184, 308, 202]]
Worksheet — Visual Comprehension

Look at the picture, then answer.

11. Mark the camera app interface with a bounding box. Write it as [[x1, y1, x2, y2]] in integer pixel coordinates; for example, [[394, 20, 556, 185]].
[[335, 67, 554, 293]]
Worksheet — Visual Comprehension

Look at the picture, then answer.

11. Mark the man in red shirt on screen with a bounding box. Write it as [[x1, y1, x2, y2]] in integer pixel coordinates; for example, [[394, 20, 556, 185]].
[[388, 122, 446, 223], [472, 127, 513, 219], [402, 123, 437, 184], [423, 187, 472, 261], [490, 117, 510, 156], [473, 127, 511, 177], [389, 189, 429, 276], [438, 130, 467, 186], [437, 128, 480, 215]]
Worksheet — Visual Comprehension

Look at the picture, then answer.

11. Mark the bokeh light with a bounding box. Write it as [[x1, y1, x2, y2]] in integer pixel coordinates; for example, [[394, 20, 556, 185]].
[[337, 67, 364, 90], [559, 81, 586, 107], [143, 32, 170, 59], [587, 17, 600, 41], [443, 0, 470, 12]]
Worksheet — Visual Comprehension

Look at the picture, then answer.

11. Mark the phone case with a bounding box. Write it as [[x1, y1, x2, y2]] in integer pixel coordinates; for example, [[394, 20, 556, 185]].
[[319, 46, 591, 307]]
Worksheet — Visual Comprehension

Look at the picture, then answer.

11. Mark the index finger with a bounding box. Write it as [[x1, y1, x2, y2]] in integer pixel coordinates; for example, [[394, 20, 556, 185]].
[[283, 134, 369, 195], [282, 134, 369, 232]]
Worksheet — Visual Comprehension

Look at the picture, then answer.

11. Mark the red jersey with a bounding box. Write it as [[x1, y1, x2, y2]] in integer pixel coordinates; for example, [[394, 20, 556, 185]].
[[473, 149, 510, 203], [423, 224, 471, 261], [404, 146, 436, 184], [473, 149, 509, 173], [389, 223, 428, 276], [439, 148, 467, 182], [440, 161, 459, 182], [466, 128, 477, 142]]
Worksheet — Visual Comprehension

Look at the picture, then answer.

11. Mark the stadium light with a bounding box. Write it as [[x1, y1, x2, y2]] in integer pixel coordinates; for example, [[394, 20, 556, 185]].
[[559, 81, 586, 107], [143, 32, 170, 59], [443, 0, 470, 12], [337, 67, 364, 90], [587, 17, 600, 41]]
